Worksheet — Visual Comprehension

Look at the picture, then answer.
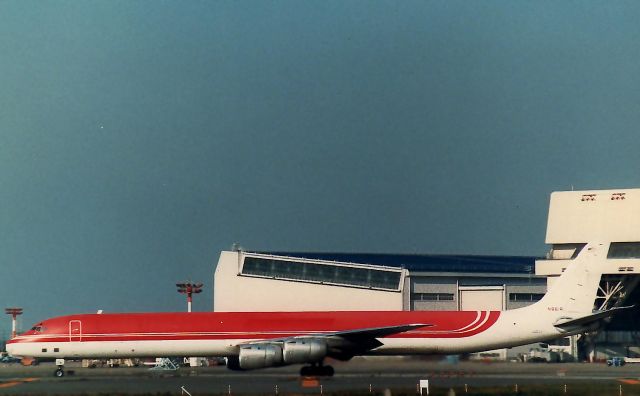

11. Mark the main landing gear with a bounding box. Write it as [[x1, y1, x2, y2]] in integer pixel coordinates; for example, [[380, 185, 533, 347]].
[[300, 363, 334, 377]]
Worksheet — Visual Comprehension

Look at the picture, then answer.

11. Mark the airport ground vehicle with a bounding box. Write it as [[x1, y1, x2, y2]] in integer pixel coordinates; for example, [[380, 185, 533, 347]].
[[606, 357, 640, 366], [607, 357, 625, 366], [0, 354, 21, 364], [528, 347, 560, 363], [527, 338, 573, 363]]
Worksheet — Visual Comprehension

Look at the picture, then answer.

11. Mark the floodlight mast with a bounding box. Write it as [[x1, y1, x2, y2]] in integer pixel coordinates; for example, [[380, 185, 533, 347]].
[[5, 308, 23, 339], [176, 282, 203, 313]]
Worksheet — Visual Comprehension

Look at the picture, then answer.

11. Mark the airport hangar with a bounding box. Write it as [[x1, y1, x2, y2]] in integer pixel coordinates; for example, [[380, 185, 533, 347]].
[[213, 188, 640, 361]]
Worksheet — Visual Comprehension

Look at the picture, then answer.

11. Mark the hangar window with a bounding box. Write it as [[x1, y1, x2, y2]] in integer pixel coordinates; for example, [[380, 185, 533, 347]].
[[412, 293, 454, 301], [509, 293, 544, 302], [608, 242, 640, 259], [241, 257, 402, 290]]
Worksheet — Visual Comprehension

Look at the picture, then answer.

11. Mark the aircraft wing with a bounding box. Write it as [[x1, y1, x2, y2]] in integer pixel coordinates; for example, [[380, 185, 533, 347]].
[[243, 323, 431, 353], [323, 323, 432, 354], [554, 306, 634, 329], [327, 323, 432, 339]]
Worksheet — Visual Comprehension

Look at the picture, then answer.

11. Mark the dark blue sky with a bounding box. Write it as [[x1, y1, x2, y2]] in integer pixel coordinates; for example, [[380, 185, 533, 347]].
[[2, 1, 640, 331]]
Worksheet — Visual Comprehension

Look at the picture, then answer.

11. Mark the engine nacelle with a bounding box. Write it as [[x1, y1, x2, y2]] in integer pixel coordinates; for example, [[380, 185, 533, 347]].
[[229, 344, 283, 370], [282, 339, 327, 364]]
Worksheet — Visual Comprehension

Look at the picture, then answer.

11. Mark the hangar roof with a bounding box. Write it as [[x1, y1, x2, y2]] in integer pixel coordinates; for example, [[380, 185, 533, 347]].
[[257, 252, 539, 275]]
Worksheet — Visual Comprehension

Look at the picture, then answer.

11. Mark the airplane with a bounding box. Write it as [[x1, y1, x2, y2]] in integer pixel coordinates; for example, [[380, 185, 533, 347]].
[[7, 242, 630, 377]]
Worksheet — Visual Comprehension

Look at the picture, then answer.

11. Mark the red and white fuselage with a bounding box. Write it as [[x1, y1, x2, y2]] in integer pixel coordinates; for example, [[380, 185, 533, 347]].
[[7, 243, 610, 367], [8, 310, 517, 358]]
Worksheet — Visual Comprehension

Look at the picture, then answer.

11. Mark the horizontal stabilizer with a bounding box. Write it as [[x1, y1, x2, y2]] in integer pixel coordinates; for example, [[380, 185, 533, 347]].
[[554, 306, 634, 329]]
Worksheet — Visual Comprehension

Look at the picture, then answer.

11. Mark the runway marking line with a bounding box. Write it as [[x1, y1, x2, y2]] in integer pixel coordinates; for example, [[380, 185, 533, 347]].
[[0, 378, 39, 388], [619, 379, 640, 385]]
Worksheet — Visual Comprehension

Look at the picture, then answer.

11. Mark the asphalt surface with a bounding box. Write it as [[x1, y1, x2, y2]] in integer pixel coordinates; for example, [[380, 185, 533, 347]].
[[1, 358, 640, 395]]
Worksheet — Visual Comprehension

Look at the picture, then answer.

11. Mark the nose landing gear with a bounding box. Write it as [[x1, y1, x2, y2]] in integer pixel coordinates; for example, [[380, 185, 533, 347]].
[[54, 358, 65, 377]]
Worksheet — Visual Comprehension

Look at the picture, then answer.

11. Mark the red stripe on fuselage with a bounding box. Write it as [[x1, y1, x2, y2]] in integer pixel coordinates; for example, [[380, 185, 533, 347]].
[[10, 311, 500, 344]]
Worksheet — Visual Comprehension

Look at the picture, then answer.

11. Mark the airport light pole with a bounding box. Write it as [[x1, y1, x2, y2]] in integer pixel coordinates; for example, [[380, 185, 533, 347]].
[[5, 308, 23, 339], [176, 282, 203, 312]]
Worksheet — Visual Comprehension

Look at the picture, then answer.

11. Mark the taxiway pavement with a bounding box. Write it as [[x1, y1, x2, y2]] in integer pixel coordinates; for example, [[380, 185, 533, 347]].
[[1, 359, 639, 395]]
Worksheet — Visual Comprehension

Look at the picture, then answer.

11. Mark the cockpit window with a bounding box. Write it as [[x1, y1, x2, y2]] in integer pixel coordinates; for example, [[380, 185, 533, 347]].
[[30, 324, 46, 332]]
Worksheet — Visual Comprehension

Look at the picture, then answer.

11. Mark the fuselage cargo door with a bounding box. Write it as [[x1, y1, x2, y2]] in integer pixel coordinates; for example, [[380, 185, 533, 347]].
[[69, 320, 82, 342]]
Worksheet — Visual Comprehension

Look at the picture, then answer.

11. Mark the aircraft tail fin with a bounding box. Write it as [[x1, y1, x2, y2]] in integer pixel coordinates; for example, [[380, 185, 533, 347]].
[[534, 243, 607, 316]]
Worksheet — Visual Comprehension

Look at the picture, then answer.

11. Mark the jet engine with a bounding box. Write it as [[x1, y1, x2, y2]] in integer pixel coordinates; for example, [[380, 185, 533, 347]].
[[282, 339, 327, 364], [227, 344, 283, 370], [226, 339, 328, 370]]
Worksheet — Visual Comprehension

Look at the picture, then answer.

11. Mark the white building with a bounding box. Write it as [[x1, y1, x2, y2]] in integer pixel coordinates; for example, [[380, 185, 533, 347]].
[[214, 250, 545, 314], [214, 251, 406, 312]]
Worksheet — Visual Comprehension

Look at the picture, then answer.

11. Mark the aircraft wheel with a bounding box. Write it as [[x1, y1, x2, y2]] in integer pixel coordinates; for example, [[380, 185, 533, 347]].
[[321, 365, 334, 377], [300, 365, 334, 377], [300, 366, 312, 376], [300, 364, 335, 377], [54, 368, 64, 377]]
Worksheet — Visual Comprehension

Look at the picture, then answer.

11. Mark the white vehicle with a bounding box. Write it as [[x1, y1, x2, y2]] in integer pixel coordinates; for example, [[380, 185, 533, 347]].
[[528, 346, 560, 363], [529, 337, 573, 362]]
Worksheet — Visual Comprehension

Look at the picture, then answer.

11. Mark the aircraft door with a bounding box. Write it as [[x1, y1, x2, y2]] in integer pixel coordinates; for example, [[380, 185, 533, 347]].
[[69, 320, 82, 342]]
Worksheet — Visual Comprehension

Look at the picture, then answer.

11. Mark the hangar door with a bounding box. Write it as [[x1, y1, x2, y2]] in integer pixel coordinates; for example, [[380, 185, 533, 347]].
[[458, 286, 504, 311]]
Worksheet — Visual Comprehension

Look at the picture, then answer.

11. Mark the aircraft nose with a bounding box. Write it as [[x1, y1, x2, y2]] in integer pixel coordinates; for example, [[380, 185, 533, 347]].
[[6, 341, 22, 357]]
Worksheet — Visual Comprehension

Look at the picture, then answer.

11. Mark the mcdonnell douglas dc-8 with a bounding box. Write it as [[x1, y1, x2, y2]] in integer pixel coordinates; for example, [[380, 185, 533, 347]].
[[7, 243, 628, 377]]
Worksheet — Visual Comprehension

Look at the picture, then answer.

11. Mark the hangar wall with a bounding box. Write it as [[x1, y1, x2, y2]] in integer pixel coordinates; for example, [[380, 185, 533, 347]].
[[214, 251, 405, 312], [214, 250, 544, 314], [537, 188, 640, 278], [408, 275, 545, 312], [546, 188, 640, 245]]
